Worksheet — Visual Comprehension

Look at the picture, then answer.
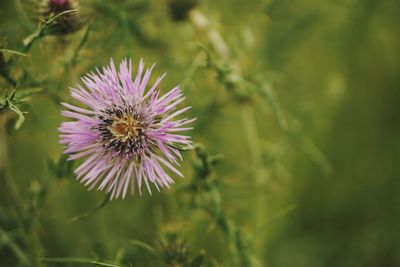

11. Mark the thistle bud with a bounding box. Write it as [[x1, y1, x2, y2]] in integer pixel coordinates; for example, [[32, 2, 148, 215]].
[[159, 233, 190, 266], [41, 0, 83, 35]]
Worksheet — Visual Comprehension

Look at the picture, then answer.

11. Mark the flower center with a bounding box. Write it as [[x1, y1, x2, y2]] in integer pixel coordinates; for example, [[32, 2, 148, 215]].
[[109, 115, 142, 142], [96, 106, 151, 159]]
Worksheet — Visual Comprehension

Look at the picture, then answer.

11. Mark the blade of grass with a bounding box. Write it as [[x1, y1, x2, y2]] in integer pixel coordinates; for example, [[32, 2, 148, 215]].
[[39, 257, 119, 267], [128, 240, 158, 255], [0, 227, 30, 266], [0, 49, 28, 57]]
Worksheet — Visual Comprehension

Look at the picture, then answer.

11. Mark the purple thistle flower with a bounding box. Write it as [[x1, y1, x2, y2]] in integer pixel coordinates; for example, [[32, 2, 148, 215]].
[[59, 59, 194, 199]]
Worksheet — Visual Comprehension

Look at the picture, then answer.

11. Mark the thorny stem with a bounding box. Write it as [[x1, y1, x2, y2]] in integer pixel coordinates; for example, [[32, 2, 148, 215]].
[[189, 7, 265, 257], [189, 9, 230, 60], [0, 10, 77, 87], [22, 10, 78, 52], [2, 9, 78, 81], [189, 146, 253, 267]]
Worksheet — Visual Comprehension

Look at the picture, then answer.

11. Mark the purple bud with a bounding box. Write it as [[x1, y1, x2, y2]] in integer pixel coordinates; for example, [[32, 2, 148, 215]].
[[42, 0, 83, 35]]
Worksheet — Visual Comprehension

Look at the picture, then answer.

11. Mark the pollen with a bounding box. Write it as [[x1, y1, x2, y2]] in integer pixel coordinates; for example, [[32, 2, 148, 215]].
[[109, 115, 142, 142]]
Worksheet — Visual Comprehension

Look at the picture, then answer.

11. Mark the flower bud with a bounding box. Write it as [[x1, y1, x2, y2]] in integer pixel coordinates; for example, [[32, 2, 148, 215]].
[[41, 0, 83, 35]]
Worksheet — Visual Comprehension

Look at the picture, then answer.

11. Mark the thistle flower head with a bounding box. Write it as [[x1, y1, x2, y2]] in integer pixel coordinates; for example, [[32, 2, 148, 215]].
[[41, 0, 82, 35], [59, 59, 194, 199]]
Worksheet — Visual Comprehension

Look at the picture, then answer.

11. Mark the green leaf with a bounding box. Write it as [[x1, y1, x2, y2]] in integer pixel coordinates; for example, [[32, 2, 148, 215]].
[[128, 240, 157, 255], [0, 87, 41, 129], [14, 87, 42, 101], [0, 48, 28, 57], [0, 227, 30, 266], [7, 101, 25, 129], [258, 82, 288, 130]]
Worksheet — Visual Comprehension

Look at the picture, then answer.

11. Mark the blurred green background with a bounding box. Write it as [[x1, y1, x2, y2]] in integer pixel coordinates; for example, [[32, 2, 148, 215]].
[[0, 0, 399, 266]]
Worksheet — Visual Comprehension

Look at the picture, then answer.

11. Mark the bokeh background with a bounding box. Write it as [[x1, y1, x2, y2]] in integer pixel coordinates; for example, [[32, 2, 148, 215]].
[[0, 0, 399, 266]]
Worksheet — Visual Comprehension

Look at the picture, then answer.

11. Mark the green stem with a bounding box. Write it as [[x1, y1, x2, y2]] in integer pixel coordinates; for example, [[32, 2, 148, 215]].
[[69, 194, 110, 222], [240, 104, 267, 255], [189, 9, 230, 59], [0, 68, 17, 87], [0, 113, 25, 220], [0, 227, 30, 266], [27, 204, 44, 267], [22, 10, 78, 52], [189, 8, 260, 266], [0, 113, 34, 266]]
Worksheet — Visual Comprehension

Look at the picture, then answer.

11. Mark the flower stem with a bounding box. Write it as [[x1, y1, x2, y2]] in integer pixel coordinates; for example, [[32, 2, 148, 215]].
[[240, 103, 267, 252], [189, 8, 230, 60], [0, 113, 25, 218], [189, 7, 265, 258]]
